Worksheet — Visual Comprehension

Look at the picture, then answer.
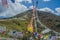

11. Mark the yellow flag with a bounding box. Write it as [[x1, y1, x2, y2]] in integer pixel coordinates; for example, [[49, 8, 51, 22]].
[[27, 16, 33, 33], [27, 26, 33, 33], [45, 35, 48, 40]]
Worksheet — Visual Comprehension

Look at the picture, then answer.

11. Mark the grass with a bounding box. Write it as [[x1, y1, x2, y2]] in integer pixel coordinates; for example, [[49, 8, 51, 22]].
[[0, 18, 29, 38]]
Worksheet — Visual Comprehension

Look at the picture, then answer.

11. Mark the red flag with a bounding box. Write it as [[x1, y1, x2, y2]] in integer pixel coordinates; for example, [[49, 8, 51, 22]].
[[38, 33, 42, 38], [2, 31, 5, 34], [2, 0, 8, 8]]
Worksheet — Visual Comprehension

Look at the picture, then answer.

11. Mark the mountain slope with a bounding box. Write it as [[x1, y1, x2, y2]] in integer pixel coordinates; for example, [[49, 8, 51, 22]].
[[0, 10, 33, 38], [38, 11, 60, 33], [0, 10, 60, 38], [10, 10, 60, 33]]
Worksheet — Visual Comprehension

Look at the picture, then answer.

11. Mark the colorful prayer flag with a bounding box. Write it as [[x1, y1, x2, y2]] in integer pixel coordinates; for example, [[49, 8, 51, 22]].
[[45, 35, 49, 40], [13, 31, 16, 34], [2, 31, 5, 34], [33, 32, 37, 38], [38, 33, 42, 38], [53, 36, 57, 40], [27, 24, 33, 33], [27, 26, 33, 33], [2, 0, 8, 8], [48, 35, 52, 40]]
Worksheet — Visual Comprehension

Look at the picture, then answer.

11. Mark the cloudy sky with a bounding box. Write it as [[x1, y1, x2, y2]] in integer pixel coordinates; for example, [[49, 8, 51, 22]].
[[0, 0, 60, 18]]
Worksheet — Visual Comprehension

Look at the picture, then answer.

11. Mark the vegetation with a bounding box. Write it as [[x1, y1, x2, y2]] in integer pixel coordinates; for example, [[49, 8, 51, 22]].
[[0, 10, 60, 39], [0, 10, 33, 38], [38, 11, 60, 33]]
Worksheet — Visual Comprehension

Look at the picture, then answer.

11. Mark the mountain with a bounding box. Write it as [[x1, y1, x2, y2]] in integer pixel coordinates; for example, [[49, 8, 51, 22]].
[[8, 10, 60, 33], [0, 9, 60, 33], [0, 9, 60, 38], [38, 11, 60, 33], [0, 10, 33, 38]]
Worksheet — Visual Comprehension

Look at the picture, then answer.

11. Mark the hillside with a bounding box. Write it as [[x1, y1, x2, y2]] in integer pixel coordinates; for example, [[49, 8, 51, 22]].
[[0, 10, 33, 38], [8, 10, 60, 33], [0, 10, 60, 38], [38, 11, 60, 33]]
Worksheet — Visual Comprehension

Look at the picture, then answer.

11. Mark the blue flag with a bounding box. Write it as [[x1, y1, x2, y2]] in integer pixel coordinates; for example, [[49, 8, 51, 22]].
[[13, 31, 16, 34], [48, 35, 52, 40], [11, 0, 15, 3], [33, 32, 37, 37]]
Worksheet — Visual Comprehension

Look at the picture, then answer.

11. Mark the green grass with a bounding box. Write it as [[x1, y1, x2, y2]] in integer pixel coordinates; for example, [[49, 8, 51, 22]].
[[0, 19, 29, 38]]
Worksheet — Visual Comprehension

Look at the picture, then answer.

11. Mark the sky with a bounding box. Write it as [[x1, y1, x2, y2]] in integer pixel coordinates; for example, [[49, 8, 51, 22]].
[[0, 0, 60, 18]]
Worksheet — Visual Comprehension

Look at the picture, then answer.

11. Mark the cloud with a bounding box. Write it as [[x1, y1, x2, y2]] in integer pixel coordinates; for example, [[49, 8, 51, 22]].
[[39, 7, 54, 13], [55, 8, 60, 15], [29, 5, 33, 9], [0, 0, 28, 18], [39, 7, 60, 16], [0, 9, 14, 18], [11, 2, 28, 13], [55, 8, 60, 13], [43, 0, 50, 2]]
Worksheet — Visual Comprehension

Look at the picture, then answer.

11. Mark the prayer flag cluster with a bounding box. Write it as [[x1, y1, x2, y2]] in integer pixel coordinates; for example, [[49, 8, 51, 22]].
[[37, 34, 60, 40]]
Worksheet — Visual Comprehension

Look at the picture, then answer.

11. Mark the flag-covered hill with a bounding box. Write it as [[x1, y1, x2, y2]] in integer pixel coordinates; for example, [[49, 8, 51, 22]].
[[0, 9, 60, 33], [0, 9, 60, 38], [38, 11, 60, 33], [0, 10, 33, 38], [0, 10, 33, 30]]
